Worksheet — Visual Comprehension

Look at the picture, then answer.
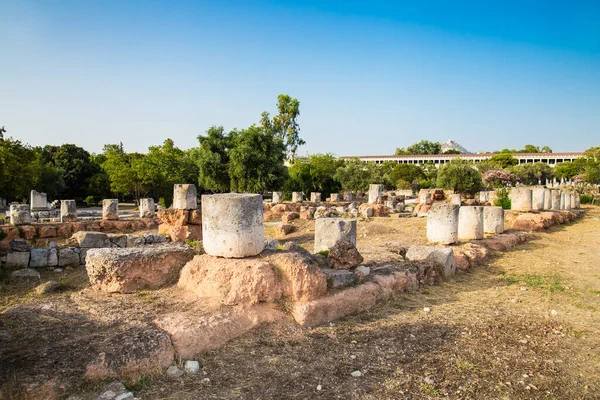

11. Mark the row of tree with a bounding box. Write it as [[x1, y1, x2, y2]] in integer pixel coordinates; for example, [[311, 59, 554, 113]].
[[1, 110, 598, 205], [286, 150, 600, 197], [0, 95, 302, 205], [394, 140, 553, 155]]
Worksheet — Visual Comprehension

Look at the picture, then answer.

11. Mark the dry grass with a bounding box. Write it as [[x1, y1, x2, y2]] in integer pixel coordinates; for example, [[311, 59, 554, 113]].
[[2, 208, 600, 399], [136, 207, 600, 399]]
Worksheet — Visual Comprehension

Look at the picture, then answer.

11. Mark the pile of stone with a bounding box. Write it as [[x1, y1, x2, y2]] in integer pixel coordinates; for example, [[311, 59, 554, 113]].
[[313, 218, 364, 288], [5, 191, 158, 234], [3, 231, 169, 274], [77, 190, 506, 364], [411, 189, 448, 217], [0, 218, 158, 248], [157, 184, 202, 242], [27, 190, 61, 222]]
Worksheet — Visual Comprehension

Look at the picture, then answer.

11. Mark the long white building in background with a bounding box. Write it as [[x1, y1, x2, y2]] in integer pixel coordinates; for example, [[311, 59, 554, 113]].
[[340, 152, 584, 168]]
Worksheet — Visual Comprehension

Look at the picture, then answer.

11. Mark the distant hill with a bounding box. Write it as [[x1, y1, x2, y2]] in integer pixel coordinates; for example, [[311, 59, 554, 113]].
[[441, 140, 471, 154]]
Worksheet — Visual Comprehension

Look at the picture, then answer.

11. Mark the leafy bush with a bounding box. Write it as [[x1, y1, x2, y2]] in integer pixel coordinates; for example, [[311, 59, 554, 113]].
[[580, 194, 595, 204], [436, 159, 483, 194], [495, 196, 512, 210], [494, 188, 512, 210], [84, 195, 96, 206], [159, 197, 166, 208]]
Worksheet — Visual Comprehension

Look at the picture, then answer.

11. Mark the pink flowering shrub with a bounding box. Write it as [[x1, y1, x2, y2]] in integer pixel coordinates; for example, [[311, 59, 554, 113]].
[[482, 169, 517, 188]]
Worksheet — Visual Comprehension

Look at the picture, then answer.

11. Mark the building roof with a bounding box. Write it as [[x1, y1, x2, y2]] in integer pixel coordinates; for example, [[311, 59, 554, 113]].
[[341, 152, 584, 160]]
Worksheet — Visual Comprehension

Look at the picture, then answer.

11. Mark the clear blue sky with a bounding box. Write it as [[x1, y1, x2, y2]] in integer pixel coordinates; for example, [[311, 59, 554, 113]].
[[1, 0, 599, 156]]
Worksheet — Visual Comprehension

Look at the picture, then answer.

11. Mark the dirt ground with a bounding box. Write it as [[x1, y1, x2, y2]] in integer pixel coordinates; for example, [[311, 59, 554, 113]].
[[1, 207, 600, 399]]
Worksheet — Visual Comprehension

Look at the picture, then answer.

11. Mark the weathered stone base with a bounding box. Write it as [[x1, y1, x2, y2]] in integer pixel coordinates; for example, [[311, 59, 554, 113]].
[[157, 208, 202, 242], [0, 219, 159, 249], [177, 250, 327, 305], [506, 210, 580, 232], [154, 305, 284, 359], [84, 324, 174, 381], [86, 244, 195, 293]]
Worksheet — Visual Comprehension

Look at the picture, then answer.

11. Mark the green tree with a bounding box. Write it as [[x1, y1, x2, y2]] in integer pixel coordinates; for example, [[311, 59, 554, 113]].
[[0, 136, 41, 201], [141, 138, 198, 203], [261, 94, 304, 158], [522, 144, 541, 153], [191, 126, 232, 193], [388, 164, 426, 188], [489, 153, 519, 168], [436, 159, 483, 194], [101, 143, 139, 199], [554, 162, 580, 181], [583, 162, 600, 184], [285, 158, 313, 194], [228, 125, 288, 193], [334, 159, 382, 192], [395, 140, 442, 155], [285, 154, 343, 197], [37, 143, 102, 200], [510, 163, 553, 185], [36, 162, 66, 199]]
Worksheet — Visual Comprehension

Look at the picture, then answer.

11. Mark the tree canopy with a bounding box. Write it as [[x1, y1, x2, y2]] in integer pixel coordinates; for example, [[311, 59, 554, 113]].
[[395, 140, 442, 155], [436, 159, 483, 194], [260, 94, 304, 159]]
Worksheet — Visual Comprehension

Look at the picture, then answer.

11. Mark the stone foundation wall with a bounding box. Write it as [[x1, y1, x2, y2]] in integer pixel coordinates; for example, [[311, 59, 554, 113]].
[[2, 231, 169, 270], [0, 218, 159, 249]]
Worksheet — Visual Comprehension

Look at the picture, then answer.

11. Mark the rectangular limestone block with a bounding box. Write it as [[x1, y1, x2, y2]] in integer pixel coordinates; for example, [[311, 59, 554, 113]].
[[6, 251, 30, 268], [314, 218, 357, 253], [30, 190, 48, 210], [272, 192, 283, 204], [139, 198, 155, 218], [10, 205, 31, 225], [173, 184, 197, 210], [368, 184, 382, 204], [292, 192, 303, 203], [61, 200, 77, 222], [29, 248, 58, 268], [58, 247, 81, 267], [102, 199, 119, 220]]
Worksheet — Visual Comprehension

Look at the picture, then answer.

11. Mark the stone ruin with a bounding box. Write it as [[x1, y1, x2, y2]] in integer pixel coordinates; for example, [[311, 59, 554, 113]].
[[4, 230, 169, 274], [3, 179, 588, 392], [157, 184, 202, 242], [426, 185, 583, 248], [52, 187, 481, 375]]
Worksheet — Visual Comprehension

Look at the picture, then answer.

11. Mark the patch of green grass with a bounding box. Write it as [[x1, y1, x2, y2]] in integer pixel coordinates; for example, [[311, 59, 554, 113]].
[[185, 240, 201, 247], [420, 384, 439, 396], [136, 290, 156, 304], [500, 272, 565, 292], [455, 357, 477, 374], [126, 375, 151, 391], [588, 290, 600, 295], [317, 250, 329, 257], [565, 328, 585, 339]]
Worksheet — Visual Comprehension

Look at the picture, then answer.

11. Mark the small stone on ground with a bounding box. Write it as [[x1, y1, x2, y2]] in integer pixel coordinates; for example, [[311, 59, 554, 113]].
[[185, 360, 200, 374]]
